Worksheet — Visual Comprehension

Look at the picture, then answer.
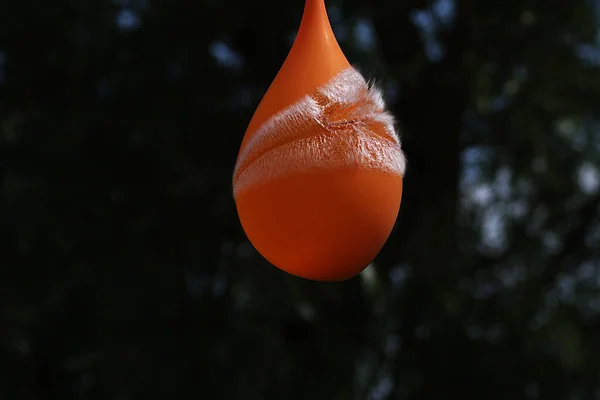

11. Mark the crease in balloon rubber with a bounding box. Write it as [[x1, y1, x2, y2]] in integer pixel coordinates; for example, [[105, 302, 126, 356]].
[[233, 67, 406, 196]]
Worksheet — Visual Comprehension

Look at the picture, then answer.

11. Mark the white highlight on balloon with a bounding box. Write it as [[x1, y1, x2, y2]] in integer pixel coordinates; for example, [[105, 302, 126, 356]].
[[233, 67, 406, 197]]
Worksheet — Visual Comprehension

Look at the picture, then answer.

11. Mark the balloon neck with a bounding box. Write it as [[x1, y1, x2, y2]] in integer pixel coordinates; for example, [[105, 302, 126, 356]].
[[298, 0, 334, 40]]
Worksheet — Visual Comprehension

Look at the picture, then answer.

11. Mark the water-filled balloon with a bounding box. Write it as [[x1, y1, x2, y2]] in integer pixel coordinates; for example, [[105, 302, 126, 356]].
[[233, 0, 405, 281]]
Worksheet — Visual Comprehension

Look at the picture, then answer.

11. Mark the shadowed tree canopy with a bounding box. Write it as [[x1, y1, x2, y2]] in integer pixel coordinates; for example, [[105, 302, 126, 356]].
[[1, 0, 600, 399]]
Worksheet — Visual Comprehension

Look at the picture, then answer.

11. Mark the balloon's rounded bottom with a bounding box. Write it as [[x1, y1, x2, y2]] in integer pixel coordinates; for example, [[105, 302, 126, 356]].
[[235, 168, 403, 281]]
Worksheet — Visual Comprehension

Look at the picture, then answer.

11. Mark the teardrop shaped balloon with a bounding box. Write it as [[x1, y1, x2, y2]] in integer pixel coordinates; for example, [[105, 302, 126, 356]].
[[233, 0, 405, 281]]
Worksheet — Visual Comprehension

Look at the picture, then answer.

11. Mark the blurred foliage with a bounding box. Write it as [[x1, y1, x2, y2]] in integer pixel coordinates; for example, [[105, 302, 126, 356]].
[[2, 0, 600, 399]]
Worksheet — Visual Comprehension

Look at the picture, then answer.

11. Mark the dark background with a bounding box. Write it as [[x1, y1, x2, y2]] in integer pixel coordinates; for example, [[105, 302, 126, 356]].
[[2, 0, 600, 398]]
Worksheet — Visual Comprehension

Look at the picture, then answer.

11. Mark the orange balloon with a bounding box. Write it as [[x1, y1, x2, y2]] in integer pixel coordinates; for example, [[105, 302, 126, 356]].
[[233, 0, 405, 281]]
